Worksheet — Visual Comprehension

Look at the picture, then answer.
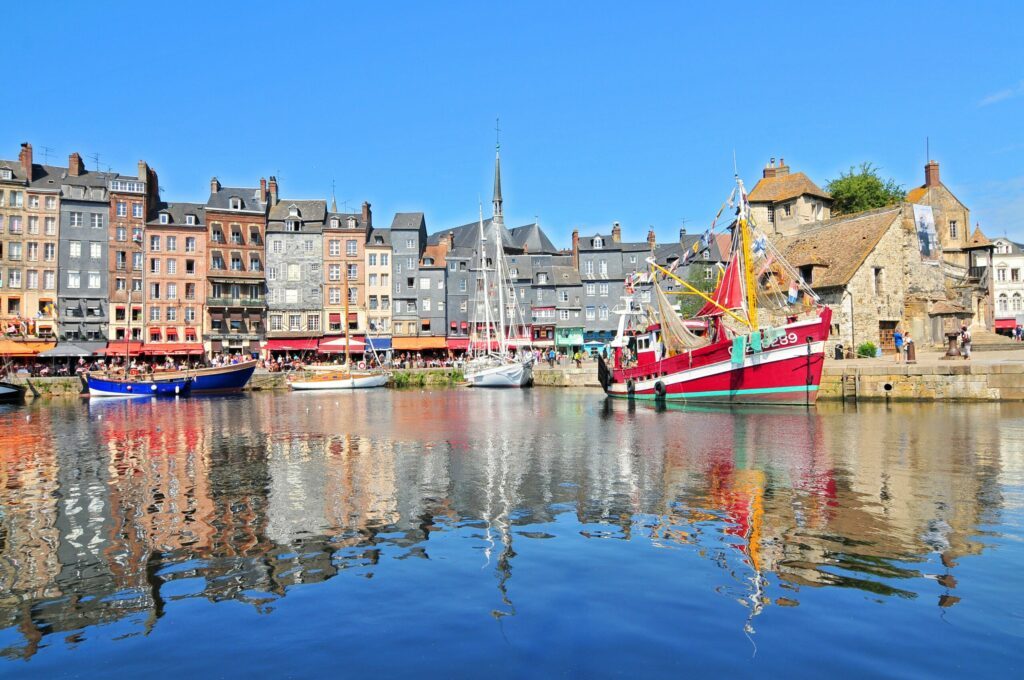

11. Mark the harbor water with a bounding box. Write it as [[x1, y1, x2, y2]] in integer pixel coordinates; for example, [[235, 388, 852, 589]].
[[0, 390, 1021, 677]]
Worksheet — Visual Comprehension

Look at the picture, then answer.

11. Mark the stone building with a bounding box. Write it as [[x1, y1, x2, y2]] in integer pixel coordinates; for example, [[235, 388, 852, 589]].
[[0, 143, 60, 340], [265, 197, 326, 352], [57, 175, 111, 342], [107, 159, 160, 342], [365, 226, 392, 339], [322, 203, 370, 337], [204, 177, 268, 357], [390, 212, 433, 352], [574, 223, 655, 342], [417, 238, 449, 342], [990, 237, 1024, 334], [747, 158, 832, 236], [144, 202, 206, 353]]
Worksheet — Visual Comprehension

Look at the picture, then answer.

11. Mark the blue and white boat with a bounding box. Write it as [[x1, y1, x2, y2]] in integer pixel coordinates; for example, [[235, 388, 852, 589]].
[[86, 373, 193, 398], [161, 360, 257, 393]]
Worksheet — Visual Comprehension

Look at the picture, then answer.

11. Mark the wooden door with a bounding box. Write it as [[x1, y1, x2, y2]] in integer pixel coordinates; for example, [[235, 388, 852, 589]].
[[879, 321, 897, 353]]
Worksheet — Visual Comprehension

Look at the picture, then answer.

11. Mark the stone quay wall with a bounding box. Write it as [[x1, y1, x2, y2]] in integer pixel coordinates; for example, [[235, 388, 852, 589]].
[[819, 362, 1024, 401]]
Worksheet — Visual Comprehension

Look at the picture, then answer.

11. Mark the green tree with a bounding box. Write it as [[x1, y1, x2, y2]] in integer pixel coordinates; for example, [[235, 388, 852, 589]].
[[825, 163, 905, 216], [677, 265, 714, 317]]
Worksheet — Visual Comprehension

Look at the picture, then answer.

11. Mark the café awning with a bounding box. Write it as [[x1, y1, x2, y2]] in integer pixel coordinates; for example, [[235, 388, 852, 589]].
[[265, 338, 320, 352], [318, 336, 366, 354], [368, 337, 391, 351], [142, 342, 205, 356], [101, 341, 145, 357], [37, 341, 105, 358], [446, 337, 470, 350], [392, 336, 447, 351], [995, 318, 1017, 330]]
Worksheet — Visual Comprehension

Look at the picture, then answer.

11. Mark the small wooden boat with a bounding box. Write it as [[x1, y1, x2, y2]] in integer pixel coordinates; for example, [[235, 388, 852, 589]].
[[289, 369, 388, 390], [0, 380, 27, 403]]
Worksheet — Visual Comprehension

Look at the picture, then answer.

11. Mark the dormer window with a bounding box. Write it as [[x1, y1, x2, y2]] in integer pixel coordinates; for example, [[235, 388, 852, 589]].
[[347, 216, 357, 229], [423, 257, 434, 266], [1, 168, 11, 180], [288, 204, 299, 217], [229, 197, 242, 210], [331, 218, 339, 228], [286, 220, 300, 232], [374, 236, 383, 244], [593, 236, 604, 249], [158, 213, 169, 224], [186, 215, 196, 225]]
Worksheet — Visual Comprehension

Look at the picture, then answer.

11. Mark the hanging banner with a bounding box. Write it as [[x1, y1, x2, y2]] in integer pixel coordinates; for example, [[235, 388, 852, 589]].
[[912, 204, 940, 261]]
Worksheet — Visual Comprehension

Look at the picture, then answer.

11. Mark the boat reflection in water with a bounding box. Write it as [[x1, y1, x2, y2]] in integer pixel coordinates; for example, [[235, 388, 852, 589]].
[[0, 392, 1019, 673]]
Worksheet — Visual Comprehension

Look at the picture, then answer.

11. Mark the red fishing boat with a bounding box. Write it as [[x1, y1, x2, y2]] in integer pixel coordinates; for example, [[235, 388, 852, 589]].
[[598, 178, 831, 405]]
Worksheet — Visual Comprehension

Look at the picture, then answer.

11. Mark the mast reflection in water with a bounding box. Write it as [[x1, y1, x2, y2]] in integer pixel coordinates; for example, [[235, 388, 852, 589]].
[[0, 391, 1021, 677]]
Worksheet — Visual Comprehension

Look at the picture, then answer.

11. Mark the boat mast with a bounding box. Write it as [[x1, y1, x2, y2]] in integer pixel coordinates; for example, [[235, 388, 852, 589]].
[[343, 273, 351, 368], [492, 126, 507, 356], [495, 228, 508, 357], [735, 177, 759, 331], [478, 203, 492, 357]]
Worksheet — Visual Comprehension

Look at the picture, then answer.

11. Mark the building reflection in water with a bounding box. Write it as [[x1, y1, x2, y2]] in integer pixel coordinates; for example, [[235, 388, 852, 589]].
[[0, 393, 1013, 658]]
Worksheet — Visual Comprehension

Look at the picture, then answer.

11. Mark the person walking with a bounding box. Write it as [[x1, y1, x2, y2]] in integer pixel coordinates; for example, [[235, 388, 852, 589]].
[[904, 331, 915, 363], [573, 350, 582, 369], [960, 325, 972, 360], [893, 327, 904, 363]]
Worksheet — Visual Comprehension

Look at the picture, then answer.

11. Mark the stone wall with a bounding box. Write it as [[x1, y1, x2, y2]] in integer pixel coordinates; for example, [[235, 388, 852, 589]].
[[819, 362, 1024, 401]]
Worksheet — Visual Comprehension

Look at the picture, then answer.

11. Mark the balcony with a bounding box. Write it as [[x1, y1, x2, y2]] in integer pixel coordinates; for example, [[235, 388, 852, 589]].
[[207, 297, 265, 308]]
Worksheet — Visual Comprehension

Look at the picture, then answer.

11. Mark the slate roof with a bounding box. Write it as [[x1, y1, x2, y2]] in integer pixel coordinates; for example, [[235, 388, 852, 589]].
[[428, 217, 517, 250], [652, 233, 725, 266], [366, 227, 391, 246], [748, 172, 831, 203], [390, 212, 426, 230], [508, 223, 559, 254], [773, 207, 902, 289], [269, 199, 327, 223], [551, 265, 582, 286], [147, 202, 205, 227], [206, 187, 266, 213]]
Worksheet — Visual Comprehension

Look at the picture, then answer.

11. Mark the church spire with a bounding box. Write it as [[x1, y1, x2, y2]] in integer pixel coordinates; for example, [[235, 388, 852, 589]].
[[493, 117, 503, 221]]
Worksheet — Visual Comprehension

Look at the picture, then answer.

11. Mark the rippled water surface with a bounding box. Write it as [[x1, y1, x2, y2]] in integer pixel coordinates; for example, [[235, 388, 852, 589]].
[[0, 390, 1022, 677]]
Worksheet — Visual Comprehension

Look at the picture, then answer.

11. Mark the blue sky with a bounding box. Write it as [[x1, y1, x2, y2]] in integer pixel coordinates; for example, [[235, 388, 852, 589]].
[[3, 1, 1022, 244]]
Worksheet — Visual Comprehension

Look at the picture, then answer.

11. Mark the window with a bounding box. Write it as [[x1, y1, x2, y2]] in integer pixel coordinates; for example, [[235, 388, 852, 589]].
[[585, 283, 595, 295], [132, 278, 142, 292], [559, 309, 569, 320], [584, 260, 594, 276], [348, 287, 357, 303], [381, 254, 389, 266], [150, 306, 161, 321], [167, 236, 177, 251], [873, 266, 884, 295], [995, 269, 1005, 282], [149, 282, 161, 299], [10, 191, 22, 208], [44, 243, 55, 261], [85, 270, 102, 289], [599, 305, 609, 320], [28, 216, 39, 234], [166, 306, 177, 321], [348, 264, 359, 280], [211, 255, 225, 270], [307, 314, 320, 331], [406, 239, 414, 249], [150, 258, 160, 274], [68, 271, 80, 288], [268, 266, 278, 281], [382, 295, 390, 310], [949, 220, 958, 239], [9, 243, 22, 260], [329, 240, 341, 256], [459, 279, 467, 292], [304, 239, 314, 253], [285, 289, 298, 304], [1014, 294, 1023, 312], [230, 198, 242, 210], [45, 196, 56, 210], [329, 287, 341, 304], [185, 307, 196, 322], [585, 305, 595, 320], [599, 260, 608, 277], [347, 240, 358, 256], [185, 283, 195, 299], [90, 242, 102, 259], [26, 270, 38, 289], [287, 263, 300, 281], [230, 256, 243, 271], [783, 203, 792, 217], [69, 241, 81, 258], [559, 290, 569, 302], [45, 217, 56, 235], [329, 264, 341, 281], [407, 257, 415, 270], [593, 236, 604, 249], [422, 299, 431, 312], [599, 283, 609, 297], [369, 273, 378, 286], [249, 255, 261, 272], [288, 314, 301, 331], [998, 295, 1008, 312], [166, 259, 177, 275], [767, 206, 775, 224], [27, 242, 38, 261], [167, 283, 177, 299], [116, 202, 127, 217], [116, 277, 126, 291], [116, 226, 127, 241], [272, 239, 283, 254], [44, 270, 55, 289], [1013, 269, 1020, 282], [185, 237, 196, 252], [369, 253, 377, 266], [381, 274, 388, 287], [186, 215, 196, 226]]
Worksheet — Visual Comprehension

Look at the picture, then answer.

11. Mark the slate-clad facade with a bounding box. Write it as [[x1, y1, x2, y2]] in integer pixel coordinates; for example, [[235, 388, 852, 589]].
[[58, 189, 110, 341], [266, 197, 325, 342], [390, 212, 428, 345]]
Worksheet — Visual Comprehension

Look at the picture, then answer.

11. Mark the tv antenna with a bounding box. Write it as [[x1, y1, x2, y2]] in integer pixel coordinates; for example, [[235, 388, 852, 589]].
[[40, 146, 54, 164], [87, 152, 102, 171]]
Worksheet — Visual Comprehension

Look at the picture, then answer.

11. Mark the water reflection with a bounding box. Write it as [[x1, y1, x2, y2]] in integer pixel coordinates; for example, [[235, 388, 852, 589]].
[[0, 392, 1018, 662]]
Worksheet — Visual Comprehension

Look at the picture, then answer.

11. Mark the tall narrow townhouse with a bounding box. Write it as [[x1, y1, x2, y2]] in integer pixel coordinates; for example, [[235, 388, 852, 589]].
[[108, 159, 160, 343], [390, 212, 430, 352], [204, 176, 268, 357], [0, 143, 61, 340], [322, 202, 369, 339], [365, 225, 392, 341], [265, 192, 325, 356], [144, 203, 207, 356]]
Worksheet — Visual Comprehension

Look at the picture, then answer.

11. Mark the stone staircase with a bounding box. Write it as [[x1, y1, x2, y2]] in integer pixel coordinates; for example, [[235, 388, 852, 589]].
[[970, 327, 1024, 352]]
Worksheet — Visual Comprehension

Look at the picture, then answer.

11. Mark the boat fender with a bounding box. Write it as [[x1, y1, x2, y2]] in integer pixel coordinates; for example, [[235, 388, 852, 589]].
[[626, 379, 635, 395], [175, 385, 180, 395], [654, 381, 666, 397], [126, 384, 132, 392], [151, 384, 158, 391]]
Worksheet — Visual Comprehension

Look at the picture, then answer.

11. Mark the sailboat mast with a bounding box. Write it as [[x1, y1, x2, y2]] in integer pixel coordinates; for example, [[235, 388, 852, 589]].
[[736, 178, 759, 331], [343, 276, 351, 367], [496, 228, 507, 356], [479, 204, 492, 355]]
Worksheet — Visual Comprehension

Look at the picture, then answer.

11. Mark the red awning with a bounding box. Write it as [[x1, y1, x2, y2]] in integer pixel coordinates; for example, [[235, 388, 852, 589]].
[[264, 338, 320, 351], [446, 338, 470, 350], [461, 321, 469, 329], [329, 313, 342, 323], [143, 342, 205, 355], [102, 341, 145, 357], [348, 313, 358, 321], [995, 318, 1017, 330], [318, 336, 366, 353]]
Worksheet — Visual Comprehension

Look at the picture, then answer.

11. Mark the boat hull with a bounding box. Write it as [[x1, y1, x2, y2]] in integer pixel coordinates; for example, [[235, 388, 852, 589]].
[[603, 310, 831, 405], [183, 361, 256, 393], [466, 360, 533, 388], [0, 381, 27, 403], [87, 374, 193, 398], [289, 373, 389, 390]]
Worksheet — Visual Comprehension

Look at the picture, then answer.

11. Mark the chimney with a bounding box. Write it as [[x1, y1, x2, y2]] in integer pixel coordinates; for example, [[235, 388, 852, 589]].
[[679, 227, 687, 245], [210, 177, 220, 194], [647, 229, 656, 250], [776, 157, 790, 176], [763, 157, 777, 179], [259, 178, 267, 203], [68, 152, 83, 177], [19, 143, 32, 181], [137, 160, 147, 181], [925, 160, 940, 188], [572, 229, 580, 269], [447, 231, 455, 249], [362, 201, 372, 228], [268, 176, 278, 205], [611, 221, 621, 243]]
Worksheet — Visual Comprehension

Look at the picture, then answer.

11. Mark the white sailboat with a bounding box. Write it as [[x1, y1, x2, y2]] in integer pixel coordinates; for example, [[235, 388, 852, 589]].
[[289, 277, 390, 391], [464, 144, 533, 388]]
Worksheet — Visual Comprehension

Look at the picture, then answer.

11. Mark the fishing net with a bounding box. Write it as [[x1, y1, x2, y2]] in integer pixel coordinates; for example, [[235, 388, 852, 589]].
[[654, 281, 709, 354]]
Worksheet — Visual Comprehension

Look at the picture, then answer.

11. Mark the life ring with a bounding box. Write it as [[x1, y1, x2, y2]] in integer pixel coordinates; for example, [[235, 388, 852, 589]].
[[626, 379, 635, 395], [358, 361, 367, 370], [654, 381, 667, 398]]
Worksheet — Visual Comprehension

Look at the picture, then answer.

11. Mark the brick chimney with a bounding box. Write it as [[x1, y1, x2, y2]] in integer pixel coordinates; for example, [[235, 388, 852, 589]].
[[572, 228, 580, 269], [925, 160, 940, 188], [611, 221, 621, 243], [362, 201, 372, 228], [210, 177, 220, 194], [259, 178, 267, 203], [447, 231, 455, 249], [776, 157, 790, 177], [69, 152, 83, 177], [763, 157, 777, 179], [647, 229, 656, 250], [268, 176, 278, 205], [18, 143, 32, 181]]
